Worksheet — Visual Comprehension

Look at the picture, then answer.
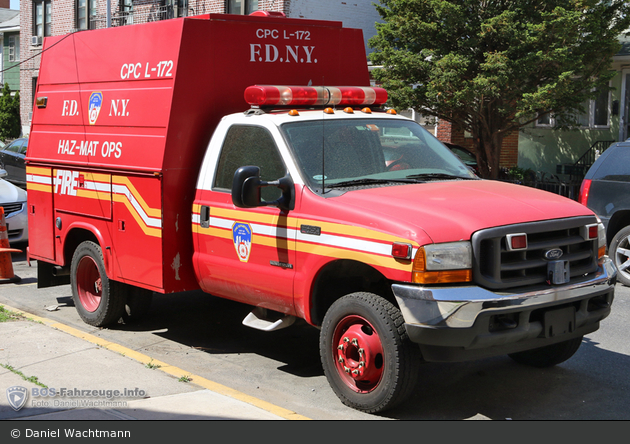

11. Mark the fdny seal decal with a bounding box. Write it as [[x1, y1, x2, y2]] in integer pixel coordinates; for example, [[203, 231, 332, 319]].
[[233, 222, 252, 262], [88, 92, 103, 125]]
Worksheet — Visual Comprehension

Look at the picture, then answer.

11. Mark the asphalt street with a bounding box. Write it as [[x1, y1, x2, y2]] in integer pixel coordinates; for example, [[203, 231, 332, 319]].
[[1, 245, 629, 420]]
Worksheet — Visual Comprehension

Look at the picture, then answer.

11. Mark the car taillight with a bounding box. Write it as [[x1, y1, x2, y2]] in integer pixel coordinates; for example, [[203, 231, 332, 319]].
[[579, 179, 592, 206]]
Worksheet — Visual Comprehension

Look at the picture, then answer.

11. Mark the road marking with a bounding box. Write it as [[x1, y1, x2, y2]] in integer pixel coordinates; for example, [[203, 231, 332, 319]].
[[1, 304, 311, 420]]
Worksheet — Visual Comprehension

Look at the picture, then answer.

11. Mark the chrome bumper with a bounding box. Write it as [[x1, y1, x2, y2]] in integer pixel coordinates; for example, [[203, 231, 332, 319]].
[[392, 257, 616, 330]]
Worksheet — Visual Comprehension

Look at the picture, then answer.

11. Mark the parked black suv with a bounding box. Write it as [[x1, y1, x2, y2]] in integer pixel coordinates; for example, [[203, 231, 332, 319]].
[[580, 140, 630, 285]]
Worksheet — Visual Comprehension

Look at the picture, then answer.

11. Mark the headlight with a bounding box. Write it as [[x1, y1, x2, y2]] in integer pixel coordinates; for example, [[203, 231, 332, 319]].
[[412, 241, 473, 284]]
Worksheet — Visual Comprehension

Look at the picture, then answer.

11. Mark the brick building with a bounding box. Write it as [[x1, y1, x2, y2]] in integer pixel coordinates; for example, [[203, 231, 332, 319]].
[[436, 120, 519, 169], [19, 0, 382, 135]]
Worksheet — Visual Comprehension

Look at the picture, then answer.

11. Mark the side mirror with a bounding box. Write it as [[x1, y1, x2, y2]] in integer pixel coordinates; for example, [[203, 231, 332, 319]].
[[232, 166, 261, 208], [0, 169, 7, 179], [232, 166, 295, 211]]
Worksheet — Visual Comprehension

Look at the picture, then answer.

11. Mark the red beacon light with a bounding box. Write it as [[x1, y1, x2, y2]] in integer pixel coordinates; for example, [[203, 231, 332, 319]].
[[244, 85, 388, 108]]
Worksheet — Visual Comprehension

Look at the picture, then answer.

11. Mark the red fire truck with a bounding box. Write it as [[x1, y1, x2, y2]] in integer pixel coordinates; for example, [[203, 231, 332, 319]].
[[26, 12, 616, 413]]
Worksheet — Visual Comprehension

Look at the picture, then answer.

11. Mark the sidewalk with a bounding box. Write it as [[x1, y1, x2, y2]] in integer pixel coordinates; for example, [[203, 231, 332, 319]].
[[0, 305, 309, 420]]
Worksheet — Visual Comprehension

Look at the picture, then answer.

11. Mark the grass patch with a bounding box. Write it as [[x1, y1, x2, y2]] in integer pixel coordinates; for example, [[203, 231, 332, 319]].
[[178, 375, 192, 383], [145, 359, 161, 370], [0, 305, 23, 322], [0, 363, 47, 388]]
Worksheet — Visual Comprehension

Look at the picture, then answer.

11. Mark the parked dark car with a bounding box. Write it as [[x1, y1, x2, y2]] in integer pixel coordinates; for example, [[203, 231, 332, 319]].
[[443, 142, 479, 175], [0, 138, 28, 188], [580, 140, 630, 285]]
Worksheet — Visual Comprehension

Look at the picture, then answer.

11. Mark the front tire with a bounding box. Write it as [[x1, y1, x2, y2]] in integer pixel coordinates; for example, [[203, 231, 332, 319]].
[[319, 292, 420, 413], [508, 336, 583, 368], [71, 241, 126, 327], [609, 225, 630, 286]]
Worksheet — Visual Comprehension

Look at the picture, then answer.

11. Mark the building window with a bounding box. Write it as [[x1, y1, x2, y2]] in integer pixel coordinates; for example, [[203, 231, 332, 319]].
[[227, 0, 258, 15], [33, 0, 52, 38], [165, 0, 188, 18], [8, 36, 19, 62], [77, 0, 98, 30], [118, 0, 133, 25], [536, 85, 611, 129]]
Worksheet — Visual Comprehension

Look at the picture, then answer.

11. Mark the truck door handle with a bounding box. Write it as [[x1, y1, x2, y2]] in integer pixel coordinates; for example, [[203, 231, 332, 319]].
[[200, 205, 210, 229]]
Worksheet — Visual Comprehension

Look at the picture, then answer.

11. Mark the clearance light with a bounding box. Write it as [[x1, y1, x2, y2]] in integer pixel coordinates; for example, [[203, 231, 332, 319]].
[[506, 233, 527, 251], [392, 242, 412, 260], [412, 242, 473, 284], [386, 109, 397, 115], [244, 85, 388, 107], [583, 220, 607, 259]]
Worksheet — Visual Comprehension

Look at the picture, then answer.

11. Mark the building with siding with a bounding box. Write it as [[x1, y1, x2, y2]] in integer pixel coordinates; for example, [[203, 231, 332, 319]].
[[0, 4, 19, 92]]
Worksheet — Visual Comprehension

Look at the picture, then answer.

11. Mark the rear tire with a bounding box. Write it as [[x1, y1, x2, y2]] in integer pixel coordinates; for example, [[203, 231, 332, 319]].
[[508, 336, 583, 368], [609, 225, 630, 286], [319, 292, 420, 413], [71, 241, 126, 327]]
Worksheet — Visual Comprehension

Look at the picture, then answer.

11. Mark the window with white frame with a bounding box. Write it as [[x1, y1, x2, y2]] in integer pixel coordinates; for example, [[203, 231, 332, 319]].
[[227, 0, 258, 14], [8, 35, 19, 62], [536, 85, 611, 129]]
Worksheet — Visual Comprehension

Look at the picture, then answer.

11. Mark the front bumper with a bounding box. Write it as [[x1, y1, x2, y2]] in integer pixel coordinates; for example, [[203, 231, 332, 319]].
[[391, 257, 616, 362]]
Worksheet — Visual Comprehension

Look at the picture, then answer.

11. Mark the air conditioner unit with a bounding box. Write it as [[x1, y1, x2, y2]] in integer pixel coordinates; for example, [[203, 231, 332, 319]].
[[31, 36, 42, 46]]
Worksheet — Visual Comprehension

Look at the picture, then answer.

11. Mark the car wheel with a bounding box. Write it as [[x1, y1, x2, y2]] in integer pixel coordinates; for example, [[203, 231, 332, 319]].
[[319, 292, 420, 413], [609, 225, 630, 286], [71, 241, 126, 327]]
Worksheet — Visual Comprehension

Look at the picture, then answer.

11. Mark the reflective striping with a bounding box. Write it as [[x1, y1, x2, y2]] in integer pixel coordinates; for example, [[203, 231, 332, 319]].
[[113, 177, 162, 218], [112, 184, 162, 229], [26, 168, 162, 237], [193, 210, 415, 272]]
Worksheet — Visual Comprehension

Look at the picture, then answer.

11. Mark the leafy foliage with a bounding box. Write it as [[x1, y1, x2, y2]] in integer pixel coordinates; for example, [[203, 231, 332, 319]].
[[0, 83, 21, 142], [369, 0, 630, 178]]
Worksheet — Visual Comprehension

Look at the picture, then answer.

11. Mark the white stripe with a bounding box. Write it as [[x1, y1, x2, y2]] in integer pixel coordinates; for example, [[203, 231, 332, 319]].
[[26, 174, 52, 185], [83, 180, 112, 193], [112, 184, 161, 229]]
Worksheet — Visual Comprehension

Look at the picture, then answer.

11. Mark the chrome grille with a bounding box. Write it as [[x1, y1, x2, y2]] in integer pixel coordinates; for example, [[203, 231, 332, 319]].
[[471, 216, 599, 290], [0, 202, 23, 216]]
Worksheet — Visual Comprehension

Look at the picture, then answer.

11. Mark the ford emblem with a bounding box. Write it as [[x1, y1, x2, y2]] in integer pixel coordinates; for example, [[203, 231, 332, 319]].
[[544, 248, 563, 260]]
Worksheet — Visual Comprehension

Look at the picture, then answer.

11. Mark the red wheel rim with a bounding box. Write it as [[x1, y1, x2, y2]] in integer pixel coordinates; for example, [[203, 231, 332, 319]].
[[332, 315, 384, 393], [76, 256, 102, 313]]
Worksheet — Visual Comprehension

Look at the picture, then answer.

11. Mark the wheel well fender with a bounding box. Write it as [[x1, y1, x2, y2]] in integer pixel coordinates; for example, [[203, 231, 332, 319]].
[[63, 227, 101, 268], [309, 259, 394, 327], [606, 210, 630, 245]]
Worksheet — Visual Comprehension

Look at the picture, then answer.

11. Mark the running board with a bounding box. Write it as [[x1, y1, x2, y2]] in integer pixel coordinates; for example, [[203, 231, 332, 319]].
[[242, 307, 296, 332]]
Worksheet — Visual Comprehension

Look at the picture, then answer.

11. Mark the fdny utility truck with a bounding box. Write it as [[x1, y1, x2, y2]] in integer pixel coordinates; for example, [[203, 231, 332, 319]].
[[26, 12, 616, 413]]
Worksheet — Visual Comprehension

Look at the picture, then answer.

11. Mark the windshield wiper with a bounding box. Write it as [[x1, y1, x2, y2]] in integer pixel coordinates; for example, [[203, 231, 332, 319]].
[[405, 173, 476, 181], [326, 178, 419, 188]]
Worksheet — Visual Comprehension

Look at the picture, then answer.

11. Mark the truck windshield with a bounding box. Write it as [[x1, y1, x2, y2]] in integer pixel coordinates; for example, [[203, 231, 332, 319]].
[[281, 118, 476, 191]]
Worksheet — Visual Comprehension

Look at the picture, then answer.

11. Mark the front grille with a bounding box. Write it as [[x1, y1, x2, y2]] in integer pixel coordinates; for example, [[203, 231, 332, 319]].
[[0, 202, 23, 216], [472, 216, 599, 290]]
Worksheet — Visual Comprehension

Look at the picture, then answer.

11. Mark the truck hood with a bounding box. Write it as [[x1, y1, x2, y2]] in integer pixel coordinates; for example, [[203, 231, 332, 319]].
[[333, 179, 594, 244]]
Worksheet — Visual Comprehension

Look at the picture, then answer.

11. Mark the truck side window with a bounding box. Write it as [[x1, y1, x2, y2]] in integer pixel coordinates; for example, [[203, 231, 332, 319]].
[[214, 125, 286, 202]]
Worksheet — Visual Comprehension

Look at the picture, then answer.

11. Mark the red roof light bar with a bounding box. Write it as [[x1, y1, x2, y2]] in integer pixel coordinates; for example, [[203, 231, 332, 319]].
[[244, 85, 388, 107]]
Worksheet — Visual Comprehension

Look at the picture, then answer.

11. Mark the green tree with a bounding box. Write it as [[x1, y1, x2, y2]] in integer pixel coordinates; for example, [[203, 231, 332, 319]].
[[0, 83, 21, 141], [369, 0, 630, 178]]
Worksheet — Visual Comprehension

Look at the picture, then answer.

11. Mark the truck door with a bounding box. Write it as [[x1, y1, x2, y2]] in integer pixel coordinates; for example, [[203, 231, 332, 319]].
[[193, 125, 297, 314]]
